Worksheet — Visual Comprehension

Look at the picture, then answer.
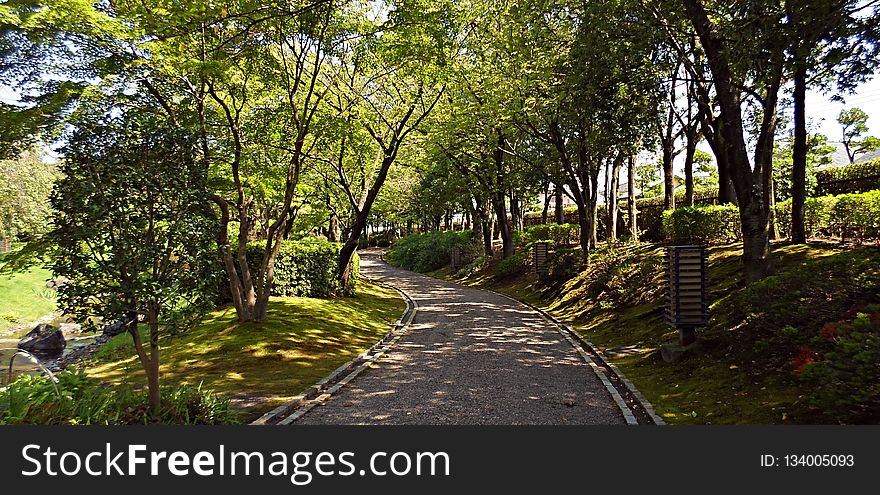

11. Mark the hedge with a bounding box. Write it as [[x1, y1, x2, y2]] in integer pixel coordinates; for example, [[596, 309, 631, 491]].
[[815, 158, 880, 196], [663, 190, 880, 244], [516, 223, 580, 248], [246, 239, 358, 297], [662, 205, 741, 245], [386, 230, 474, 273]]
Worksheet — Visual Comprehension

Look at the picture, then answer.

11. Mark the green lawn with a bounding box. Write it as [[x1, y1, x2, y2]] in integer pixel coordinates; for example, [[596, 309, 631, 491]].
[[436, 241, 879, 424], [0, 257, 56, 334], [87, 279, 405, 421]]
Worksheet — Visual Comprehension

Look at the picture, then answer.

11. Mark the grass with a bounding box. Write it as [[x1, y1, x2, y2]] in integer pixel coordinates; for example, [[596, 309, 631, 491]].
[[0, 253, 56, 334], [86, 279, 405, 422], [433, 240, 878, 424]]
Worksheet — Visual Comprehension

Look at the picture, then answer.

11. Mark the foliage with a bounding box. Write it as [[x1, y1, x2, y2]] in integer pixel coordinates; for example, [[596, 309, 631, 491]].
[[386, 230, 474, 273], [517, 223, 580, 248], [89, 280, 405, 419], [246, 239, 359, 297], [772, 133, 834, 201], [838, 108, 880, 164], [801, 312, 880, 423], [48, 115, 219, 411], [815, 157, 880, 195], [545, 248, 583, 284], [662, 205, 741, 245], [775, 190, 880, 242], [0, 151, 58, 240], [495, 251, 530, 278], [0, 370, 235, 425]]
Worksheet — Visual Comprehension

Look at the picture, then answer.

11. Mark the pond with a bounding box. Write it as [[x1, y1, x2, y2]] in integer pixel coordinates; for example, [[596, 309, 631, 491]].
[[0, 335, 98, 386]]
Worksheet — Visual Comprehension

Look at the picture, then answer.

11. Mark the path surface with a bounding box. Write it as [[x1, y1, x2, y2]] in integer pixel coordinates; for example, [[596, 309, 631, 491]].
[[296, 252, 625, 425]]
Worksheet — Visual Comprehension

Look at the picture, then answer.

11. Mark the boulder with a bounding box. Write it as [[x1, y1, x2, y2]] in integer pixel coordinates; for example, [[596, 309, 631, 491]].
[[18, 323, 66, 353], [103, 320, 127, 336]]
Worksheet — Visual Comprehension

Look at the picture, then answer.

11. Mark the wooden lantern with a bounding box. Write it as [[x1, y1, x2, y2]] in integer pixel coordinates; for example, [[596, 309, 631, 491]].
[[665, 245, 709, 345], [533, 241, 549, 276]]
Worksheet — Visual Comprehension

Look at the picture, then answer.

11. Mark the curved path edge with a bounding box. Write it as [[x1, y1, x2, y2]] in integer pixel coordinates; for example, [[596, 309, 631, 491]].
[[250, 277, 418, 425], [487, 290, 666, 425]]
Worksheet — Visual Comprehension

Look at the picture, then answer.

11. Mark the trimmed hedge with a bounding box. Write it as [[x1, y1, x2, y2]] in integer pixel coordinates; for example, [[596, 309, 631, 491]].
[[386, 230, 474, 273], [247, 239, 358, 297], [663, 190, 880, 244], [662, 205, 741, 245], [516, 223, 580, 248], [815, 158, 880, 196]]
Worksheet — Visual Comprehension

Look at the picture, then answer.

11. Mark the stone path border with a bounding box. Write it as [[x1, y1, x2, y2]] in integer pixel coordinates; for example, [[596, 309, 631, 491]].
[[488, 291, 666, 425], [250, 278, 418, 425]]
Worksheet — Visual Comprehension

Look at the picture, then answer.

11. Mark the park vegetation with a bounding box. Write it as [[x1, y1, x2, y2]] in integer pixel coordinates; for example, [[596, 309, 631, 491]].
[[0, 0, 879, 423]]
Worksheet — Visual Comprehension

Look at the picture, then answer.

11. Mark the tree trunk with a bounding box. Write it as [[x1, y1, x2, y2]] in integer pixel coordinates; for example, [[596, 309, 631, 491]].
[[576, 202, 591, 264], [684, 134, 697, 206], [554, 184, 565, 224], [541, 182, 552, 225], [791, 63, 807, 243], [589, 171, 599, 248], [607, 155, 622, 241], [663, 144, 675, 210], [493, 193, 514, 259], [628, 155, 638, 242]]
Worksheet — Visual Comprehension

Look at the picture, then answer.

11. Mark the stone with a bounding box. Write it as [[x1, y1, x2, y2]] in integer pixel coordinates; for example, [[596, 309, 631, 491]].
[[103, 319, 127, 336], [18, 323, 66, 353], [562, 398, 577, 407], [660, 339, 703, 363]]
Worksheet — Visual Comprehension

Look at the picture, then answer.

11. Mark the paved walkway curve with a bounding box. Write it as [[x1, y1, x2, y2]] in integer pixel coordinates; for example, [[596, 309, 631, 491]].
[[296, 252, 626, 425]]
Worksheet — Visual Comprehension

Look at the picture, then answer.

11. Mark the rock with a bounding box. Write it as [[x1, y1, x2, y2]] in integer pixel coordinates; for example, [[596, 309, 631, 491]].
[[562, 398, 577, 407], [45, 277, 69, 290], [103, 320, 127, 336], [18, 323, 66, 353]]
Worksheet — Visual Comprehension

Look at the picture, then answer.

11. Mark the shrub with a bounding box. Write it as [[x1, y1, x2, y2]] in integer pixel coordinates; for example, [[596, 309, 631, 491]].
[[496, 251, 529, 278], [815, 158, 880, 196], [662, 205, 740, 244], [386, 231, 474, 273], [517, 223, 580, 248], [0, 369, 236, 425], [775, 190, 880, 242], [246, 239, 358, 297], [545, 248, 583, 284], [800, 316, 880, 423]]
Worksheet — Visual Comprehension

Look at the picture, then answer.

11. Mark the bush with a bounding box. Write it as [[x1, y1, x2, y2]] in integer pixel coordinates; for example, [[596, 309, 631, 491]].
[[545, 248, 583, 284], [247, 239, 358, 297], [775, 190, 880, 242], [0, 369, 236, 425], [496, 251, 529, 278], [662, 205, 740, 244], [386, 231, 474, 273], [517, 223, 580, 248], [800, 311, 880, 423], [815, 158, 880, 196]]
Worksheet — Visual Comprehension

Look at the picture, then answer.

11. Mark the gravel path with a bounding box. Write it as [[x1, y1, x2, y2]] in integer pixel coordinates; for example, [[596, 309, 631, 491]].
[[296, 252, 625, 425]]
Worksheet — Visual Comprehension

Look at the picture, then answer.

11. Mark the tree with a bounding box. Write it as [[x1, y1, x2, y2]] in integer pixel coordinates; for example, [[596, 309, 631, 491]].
[[786, 1, 880, 244], [773, 133, 834, 203], [654, 0, 789, 282], [50, 116, 217, 413], [0, 150, 57, 241], [838, 108, 880, 164]]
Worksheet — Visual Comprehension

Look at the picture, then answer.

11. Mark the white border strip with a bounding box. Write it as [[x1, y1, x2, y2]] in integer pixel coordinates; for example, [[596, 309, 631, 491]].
[[489, 290, 665, 425], [250, 277, 417, 425]]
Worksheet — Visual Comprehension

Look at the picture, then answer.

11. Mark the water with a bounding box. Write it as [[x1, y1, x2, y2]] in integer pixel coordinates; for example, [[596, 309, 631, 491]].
[[0, 335, 97, 386]]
